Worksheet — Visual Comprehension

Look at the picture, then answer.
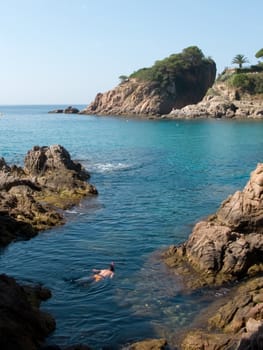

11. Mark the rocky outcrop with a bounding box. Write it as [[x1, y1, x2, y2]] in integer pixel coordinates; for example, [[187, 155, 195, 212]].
[[82, 70, 215, 117], [0, 273, 55, 350], [161, 163, 263, 349], [163, 163, 263, 289], [0, 145, 97, 247], [82, 79, 169, 116], [169, 81, 263, 119], [48, 106, 79, 114], [180, 277, 263, 349], [64, 106, 79, 114], [81, 47, 216, 116]]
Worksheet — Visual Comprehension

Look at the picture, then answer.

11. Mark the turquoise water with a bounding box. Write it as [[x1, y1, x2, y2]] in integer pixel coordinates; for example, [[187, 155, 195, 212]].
[[0, 105, 263, 349]]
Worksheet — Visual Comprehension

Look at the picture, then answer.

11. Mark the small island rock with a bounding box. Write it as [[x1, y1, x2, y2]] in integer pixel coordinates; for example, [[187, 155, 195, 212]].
[[48, 106, 79, 114]]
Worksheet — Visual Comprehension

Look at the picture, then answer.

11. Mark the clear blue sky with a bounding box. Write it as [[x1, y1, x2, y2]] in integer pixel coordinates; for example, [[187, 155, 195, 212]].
[[0, 0, 262, 105]]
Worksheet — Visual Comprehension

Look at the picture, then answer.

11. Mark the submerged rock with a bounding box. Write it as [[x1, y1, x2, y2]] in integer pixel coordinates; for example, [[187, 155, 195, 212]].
[[124, 338, 169, 350], [163, 163, 263, 288], [0, 145, 97, 247]]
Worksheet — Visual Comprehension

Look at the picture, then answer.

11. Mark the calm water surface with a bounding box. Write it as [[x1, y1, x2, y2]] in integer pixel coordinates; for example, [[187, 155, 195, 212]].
[[0, 105, 263, 349]]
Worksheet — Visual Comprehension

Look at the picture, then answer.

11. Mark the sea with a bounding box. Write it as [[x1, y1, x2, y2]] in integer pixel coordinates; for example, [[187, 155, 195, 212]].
[[0, 105, 263, 349]]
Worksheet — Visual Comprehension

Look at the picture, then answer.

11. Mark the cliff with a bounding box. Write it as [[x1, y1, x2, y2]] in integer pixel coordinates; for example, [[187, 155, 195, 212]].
[[81, 46, 216, 116]]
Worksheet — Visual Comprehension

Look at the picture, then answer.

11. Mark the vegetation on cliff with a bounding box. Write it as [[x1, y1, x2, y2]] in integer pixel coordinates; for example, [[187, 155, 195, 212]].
[[217, 63, 263, 95], [129, 46, 215, 94], [216, 49, 263, 96]]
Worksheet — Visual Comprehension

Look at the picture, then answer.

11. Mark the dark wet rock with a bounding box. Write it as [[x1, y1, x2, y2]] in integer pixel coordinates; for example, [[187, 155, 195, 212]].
[[64, 106, 79, 114], [163, 163, 263, 289], [0, 145, 97, 247], [48, 107, 79, 114], [0, 273, 55, 350]]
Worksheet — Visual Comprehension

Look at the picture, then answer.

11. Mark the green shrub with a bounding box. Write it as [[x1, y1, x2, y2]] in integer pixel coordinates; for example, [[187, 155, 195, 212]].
[[230, 73, 263, 94]]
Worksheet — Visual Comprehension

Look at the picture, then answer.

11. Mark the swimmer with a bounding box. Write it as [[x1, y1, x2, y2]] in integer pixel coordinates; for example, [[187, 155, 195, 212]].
[[92, 262, 115, 282]]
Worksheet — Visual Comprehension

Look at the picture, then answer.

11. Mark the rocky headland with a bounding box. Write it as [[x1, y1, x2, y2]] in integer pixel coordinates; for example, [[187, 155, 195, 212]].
[[162, 163, 263, 349], [81, 46, 216, 117], [0, 144, 97, 247]]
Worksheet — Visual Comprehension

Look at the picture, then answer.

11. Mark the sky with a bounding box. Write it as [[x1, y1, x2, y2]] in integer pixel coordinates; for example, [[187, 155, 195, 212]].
[[0, 0, 262, 105]]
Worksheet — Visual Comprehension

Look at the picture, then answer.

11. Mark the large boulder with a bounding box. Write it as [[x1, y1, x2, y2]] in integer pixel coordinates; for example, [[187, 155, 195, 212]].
[[163, 163, 263, 288], [0, 145, 97, 247]]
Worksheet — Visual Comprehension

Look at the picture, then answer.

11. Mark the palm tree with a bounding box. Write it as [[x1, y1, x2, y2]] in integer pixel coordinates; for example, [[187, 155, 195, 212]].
[[232, 54, 249, 69], [255, 48, 263, 60]]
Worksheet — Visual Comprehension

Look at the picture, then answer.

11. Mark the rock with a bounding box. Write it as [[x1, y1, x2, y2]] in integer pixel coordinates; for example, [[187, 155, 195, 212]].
[[181, 330, 235, 350], [161, 164, 263, 350], [163, 163, 263, 288], [24, 144, 90, 181], [0, 274, 55, 350], [48, 109, 64, 114], [64, 106, 79, 114], [48, 107, 79, 114], [179, 277, 263, 350], [0, 145, 97, 247], [124, 338, 169, 350]]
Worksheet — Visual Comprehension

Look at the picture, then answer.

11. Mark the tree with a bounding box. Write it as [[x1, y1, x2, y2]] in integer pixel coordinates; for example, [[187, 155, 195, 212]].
[[232, 54, 249, 69], [255, 48, 263, 60]]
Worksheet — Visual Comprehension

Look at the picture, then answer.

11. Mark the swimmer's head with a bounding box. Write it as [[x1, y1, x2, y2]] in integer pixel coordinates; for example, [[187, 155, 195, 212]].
[[110, 262, 115, 272]]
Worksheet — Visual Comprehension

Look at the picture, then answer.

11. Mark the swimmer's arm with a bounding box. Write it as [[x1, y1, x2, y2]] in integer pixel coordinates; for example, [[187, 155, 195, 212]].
[[92, 268, 100, 273]]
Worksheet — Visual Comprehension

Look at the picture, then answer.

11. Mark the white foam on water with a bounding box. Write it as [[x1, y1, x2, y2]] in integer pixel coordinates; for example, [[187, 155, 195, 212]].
[[88, 162, 135, 173]]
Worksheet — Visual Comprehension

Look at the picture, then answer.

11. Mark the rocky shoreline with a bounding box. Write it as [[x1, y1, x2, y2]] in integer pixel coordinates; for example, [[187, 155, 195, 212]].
[[168, 83, 263, 120], [161, 163, 263, 349], [1, 146, 263, 349], [0, 145, 98, 350]]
